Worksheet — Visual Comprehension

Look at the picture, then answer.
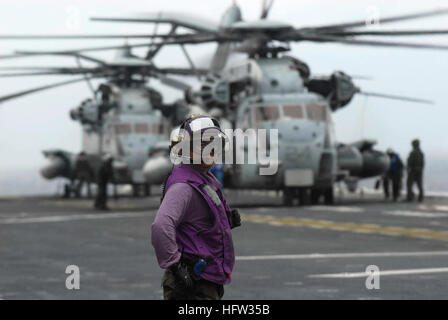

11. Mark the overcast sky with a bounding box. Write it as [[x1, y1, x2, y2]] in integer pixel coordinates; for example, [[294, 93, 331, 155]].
[[0, 0, 448, 172]]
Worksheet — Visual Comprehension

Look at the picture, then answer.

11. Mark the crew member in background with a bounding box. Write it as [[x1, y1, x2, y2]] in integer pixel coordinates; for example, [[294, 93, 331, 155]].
[[406, 139, 425, 202], [97, 83, 112, 105], [210, 163, 225, 188], [96, 84, 114, 123], [94, 154, 114, 210], [74, 151, 94, 198], [383, 148, 404, 202], [151, 115, 241, 300]]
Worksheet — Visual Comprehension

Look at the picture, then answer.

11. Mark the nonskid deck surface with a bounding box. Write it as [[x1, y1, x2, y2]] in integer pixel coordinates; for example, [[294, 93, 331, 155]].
[[1, 191, 448, 299]]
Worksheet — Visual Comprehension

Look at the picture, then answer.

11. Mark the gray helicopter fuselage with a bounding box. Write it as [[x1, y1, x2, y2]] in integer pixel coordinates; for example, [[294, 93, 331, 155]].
[[99, 86, 168, 184], [42, 83, 170, 186], [226, 57, 337, 190]]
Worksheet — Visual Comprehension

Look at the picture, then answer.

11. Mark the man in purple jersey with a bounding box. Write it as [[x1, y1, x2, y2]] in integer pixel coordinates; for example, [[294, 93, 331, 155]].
[[152, 115, 241, 300]]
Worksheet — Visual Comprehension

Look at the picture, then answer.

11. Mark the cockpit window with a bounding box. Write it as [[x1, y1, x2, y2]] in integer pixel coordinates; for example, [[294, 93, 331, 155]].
[[150, 123, 162, 134], [115, 123, 131, 135], [283, 105, 304, 119], [306, 104, 327, 122], [134, 123, 149, 134], [254, 105, 280, 122]]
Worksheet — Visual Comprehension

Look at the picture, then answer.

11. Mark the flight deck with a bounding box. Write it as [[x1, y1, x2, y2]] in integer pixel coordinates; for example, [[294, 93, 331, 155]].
[[1, 190, 448, 299]]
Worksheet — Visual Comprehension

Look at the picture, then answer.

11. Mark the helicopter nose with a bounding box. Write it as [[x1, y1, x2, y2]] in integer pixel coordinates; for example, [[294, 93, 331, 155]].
[[40, 156, 66, 179], [143, 154, 172, 184], [274, 119, 317, 142]]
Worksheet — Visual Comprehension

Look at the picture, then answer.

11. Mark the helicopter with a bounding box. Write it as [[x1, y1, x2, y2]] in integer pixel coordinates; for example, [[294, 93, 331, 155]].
[[83, 1, 448, 205], [2, 1, 448, 204], [0, 43, 202, 197]]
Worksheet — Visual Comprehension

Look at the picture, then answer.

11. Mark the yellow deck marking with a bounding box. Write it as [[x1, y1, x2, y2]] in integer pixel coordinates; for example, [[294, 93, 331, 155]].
[[242, 215, 448, 241]]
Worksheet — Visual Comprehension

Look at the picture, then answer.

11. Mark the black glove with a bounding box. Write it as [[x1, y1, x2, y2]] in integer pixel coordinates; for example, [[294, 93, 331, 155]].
[[170, 261, 194, 290], [231, 209, 242, 228]]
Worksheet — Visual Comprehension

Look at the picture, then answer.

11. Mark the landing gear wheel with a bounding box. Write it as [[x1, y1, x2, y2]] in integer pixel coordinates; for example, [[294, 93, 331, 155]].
[[298, 188, 309, 206], [311, 188, 321, 205], [63, 184, 71, 198], [144, 184, 151, 197], [113, 184, 118, 200], [74, 187, 81, 199], [323, 187, 334, 205], [132, 184, 140, 197], [283, 188, 294, 206]]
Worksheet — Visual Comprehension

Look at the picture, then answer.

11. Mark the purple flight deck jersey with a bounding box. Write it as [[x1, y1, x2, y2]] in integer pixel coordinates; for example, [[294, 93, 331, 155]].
[[151, 164, 235, 285]]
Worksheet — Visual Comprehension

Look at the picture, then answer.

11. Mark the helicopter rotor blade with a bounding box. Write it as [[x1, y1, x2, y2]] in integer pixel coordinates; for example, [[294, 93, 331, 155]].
[[0, 77, 98, 104], [308, 8, 448, 31], [156, 74, 191, 91], [0, 64, 106, 77], [210, 42, 233, 74], [156, 67, 209, 76], [297, 34, 448, 50], [90, 12, 219, 33], [359, 91, 434, 105], [260, 0, 275, 19], [0, 66, 67, 70], [312, 73, 372, 80], [323, 29, 448, 37], [349, 75, 373, 80], [260, 0, 267, 19], [0, 71, 99, 77], [0, 51, 107, 65], [146, 25, 178, 60], [14, 43, 153, 54], [0, 66, 100, 72], [0, 34, 183, 40], [0, 64, 203, 79], [0, 35, 231, 61], [10, 35, 222, 55]]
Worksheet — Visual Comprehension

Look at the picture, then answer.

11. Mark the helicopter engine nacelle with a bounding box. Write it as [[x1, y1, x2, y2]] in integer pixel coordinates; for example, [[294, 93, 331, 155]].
[[40, 150, 73, 179], [193, 74, 231, 110], [40, 156, 66, 179], [337, 144, 363, 176], [360, 149, 390, 178], [306, 71, 358, 111], [337, 141, 390, 179], [69, 99, 99, 125]]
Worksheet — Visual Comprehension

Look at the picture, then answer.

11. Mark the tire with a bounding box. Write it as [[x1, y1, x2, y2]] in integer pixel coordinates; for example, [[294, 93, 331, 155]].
[[132, 184, 140, 197], [310, 188, 320, 205], [144, 184, 151, 197], [298, 188, 309, 206], [63, 184, 71, 198], [324, 187, 334, 205], [283, 188, 294, 206]]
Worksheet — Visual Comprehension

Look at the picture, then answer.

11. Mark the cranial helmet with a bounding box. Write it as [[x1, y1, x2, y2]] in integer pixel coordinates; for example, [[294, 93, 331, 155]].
[[412, 139, 420, 148], [170, 114, 229, 164]]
